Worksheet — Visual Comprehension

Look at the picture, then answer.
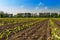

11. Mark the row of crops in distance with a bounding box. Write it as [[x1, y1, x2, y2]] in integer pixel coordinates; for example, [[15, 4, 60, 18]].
[[49, 18, 60, 40]]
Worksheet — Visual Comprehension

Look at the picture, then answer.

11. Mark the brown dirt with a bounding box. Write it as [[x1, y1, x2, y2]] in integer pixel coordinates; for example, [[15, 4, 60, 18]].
[[8, 19, 51, 40], [52, 20, 60, 36]]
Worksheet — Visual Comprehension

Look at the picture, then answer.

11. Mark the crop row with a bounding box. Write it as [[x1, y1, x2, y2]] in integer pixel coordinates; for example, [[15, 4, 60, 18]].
[[9, 19, 49, 40], [49, 19, 60, 40], [0, 18, 46, 40]]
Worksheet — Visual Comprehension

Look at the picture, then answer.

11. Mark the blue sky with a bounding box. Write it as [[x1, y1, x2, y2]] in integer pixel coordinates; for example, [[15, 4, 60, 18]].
[[0, 0, 60, 14]]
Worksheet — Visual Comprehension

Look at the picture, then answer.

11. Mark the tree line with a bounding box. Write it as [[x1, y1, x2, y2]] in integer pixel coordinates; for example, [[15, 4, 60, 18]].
[[0, 11, 60, 18]]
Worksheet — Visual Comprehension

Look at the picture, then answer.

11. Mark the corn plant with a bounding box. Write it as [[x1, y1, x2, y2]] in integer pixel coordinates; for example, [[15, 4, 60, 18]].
[[49, 19, 60, 40]]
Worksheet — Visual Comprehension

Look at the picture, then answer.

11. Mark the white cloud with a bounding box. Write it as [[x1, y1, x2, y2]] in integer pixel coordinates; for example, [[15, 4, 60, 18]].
[[33, 2, 58, 13], [0, 5, 29, 15], [44, 6, 48, 10], [35, 2, 44, 10], [38, 2, 44, 6], [34, 2, 60, 13], [0, 1, 59, 15]]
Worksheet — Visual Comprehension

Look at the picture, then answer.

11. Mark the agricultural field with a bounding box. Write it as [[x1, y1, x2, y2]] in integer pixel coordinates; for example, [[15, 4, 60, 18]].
[[51, 18, 60, 40], [0, 18, 60, 40]]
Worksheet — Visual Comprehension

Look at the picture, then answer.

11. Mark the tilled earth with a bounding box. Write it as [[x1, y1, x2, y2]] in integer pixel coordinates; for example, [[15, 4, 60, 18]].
[[8, 19, 51, 40], [52, 20, 60, 37], [1, 19, 60, 40]]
